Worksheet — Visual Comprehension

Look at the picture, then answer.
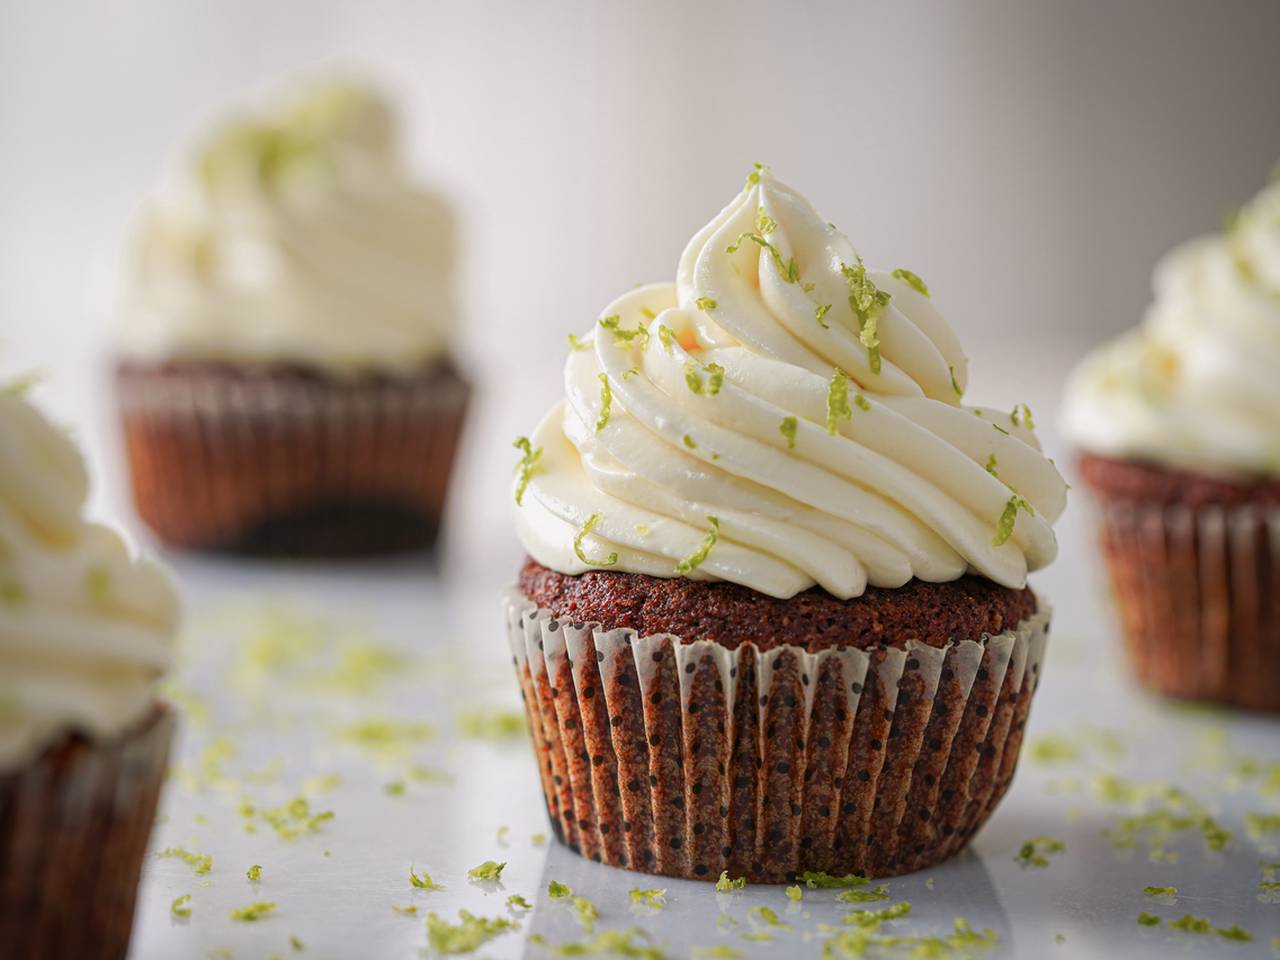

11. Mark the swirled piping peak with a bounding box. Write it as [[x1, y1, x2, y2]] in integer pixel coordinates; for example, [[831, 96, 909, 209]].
[[513, 167, 1067, 599]]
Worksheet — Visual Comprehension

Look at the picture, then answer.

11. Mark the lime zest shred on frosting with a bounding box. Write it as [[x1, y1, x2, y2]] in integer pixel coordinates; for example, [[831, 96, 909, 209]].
[[779, 416, 798, 449], [892, 267, 930, 297], [715, 871, 747, 892], [992, 423, 1010, 436], [985, 454, 999, 476], [696, 296, 717, 311], [425, 910, 517, 955], [726, 209, 801, 284], [682, 434, 697, 449], [744, 161, 764, 189], [854, 393, 871, 412], [950, 365, 963, 397], [675, 516, 720, 576], [170, 894, 193, 918], [640, 306, 657, 319], [409, 864, 445, 890], [85, 565, 112, 603], [467, 860, 506, 882], [512, 436, 542, 507], [595, 374, 612, 433], [658, 324, 678, 354], [1010, 403, 1035, 429], [814, 303, 833, 329], [230, 901, 278, 922], [993, 495, 1034, 547], [598, 314, 650, 349], [840, 257, 890, 373], [567, 332, 591, 351], [685, 361, 725, 396], [826, 369, 853, 435]]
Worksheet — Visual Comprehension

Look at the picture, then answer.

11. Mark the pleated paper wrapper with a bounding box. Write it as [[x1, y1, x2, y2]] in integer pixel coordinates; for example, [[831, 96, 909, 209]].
[[504, 588, 1050, 882], [0, 706, 175, 960], [117, 363, 469, 556], [1094, 498, 1280, 712]]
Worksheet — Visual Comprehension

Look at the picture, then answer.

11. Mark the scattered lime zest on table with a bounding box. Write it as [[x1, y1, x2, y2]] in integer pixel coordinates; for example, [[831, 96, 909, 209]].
[[467, 860, 505, 882], [230, 900, 278, 922], [409, 864, 445, 890]]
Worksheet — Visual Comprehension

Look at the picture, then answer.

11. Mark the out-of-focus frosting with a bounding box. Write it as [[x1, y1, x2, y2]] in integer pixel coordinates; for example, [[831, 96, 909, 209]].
[[1064, 175, 1280, 477], [116, 82, 456, 375], [0, 388, 178, 769], [513, 169, 1067, 600]]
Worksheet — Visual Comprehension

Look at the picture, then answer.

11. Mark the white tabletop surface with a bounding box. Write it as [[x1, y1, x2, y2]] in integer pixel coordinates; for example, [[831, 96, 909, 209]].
[[124, 495, 1280, 960]]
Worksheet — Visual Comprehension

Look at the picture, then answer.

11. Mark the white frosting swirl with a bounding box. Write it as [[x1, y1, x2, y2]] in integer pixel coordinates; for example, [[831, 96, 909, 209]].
[[116, 82, 456, 375], [0, 388, 179, 770], [1064, 176, 1280, 477], [514, 171, 1067, 600]]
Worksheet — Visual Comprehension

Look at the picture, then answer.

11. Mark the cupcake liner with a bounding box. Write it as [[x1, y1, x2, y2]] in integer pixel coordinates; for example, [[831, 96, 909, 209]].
[[0, 706, 175, 960], [117, 364, 470, 556], [1093, 498, 1280, 712], [504, 588, 1050, 882]]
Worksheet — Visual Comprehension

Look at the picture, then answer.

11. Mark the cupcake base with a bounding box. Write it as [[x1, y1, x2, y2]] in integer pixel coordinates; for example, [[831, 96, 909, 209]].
[[504, 572, 1049, 882], [0, 706, 175, 960], [116, 360, 470, 558], [1081, 453, 1280, 712]]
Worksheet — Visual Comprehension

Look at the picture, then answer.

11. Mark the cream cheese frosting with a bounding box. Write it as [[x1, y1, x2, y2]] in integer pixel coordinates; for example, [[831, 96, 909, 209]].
[[1064, 174, 1280, 477], [116, 82, 456, 375], [0, 386, 178, 769], [513, 169, 1067, 600]]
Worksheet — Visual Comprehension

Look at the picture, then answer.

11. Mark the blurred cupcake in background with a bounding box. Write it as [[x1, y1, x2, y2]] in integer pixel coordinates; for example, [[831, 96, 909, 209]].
[[506, 168, 1066, 882], [1063, 170, 1280, 712], [115, 81, 470, 557], [0, 380, 178, 959]]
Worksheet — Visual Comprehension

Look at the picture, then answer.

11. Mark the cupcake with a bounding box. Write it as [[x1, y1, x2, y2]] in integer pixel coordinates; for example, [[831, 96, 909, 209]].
[[115, 81, 470, 556], [0, 383, 179, 958], [505, 168, 1067, 882], [1064, 171, 1280, 712]]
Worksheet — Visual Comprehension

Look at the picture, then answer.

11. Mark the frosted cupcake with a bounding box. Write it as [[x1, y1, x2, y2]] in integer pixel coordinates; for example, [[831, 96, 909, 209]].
[[115, 81, 469, 556], [1064, 171, 1280, 712], [0, 383, 179, 958], [505, 168, 1067, 882]]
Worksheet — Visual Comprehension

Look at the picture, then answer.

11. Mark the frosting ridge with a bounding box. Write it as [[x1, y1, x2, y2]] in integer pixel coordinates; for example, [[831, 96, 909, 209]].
[[116, 81, 456, 375], [514, 169, 1066, 600], [0, 388, 178, 769]]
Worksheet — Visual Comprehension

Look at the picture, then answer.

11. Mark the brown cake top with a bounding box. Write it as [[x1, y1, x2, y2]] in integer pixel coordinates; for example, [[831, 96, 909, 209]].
[[1079, 453, 1280, 509], [518, 558, 1037, 653]]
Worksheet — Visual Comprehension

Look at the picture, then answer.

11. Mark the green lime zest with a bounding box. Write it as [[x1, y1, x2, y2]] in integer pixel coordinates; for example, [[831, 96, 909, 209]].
[[425, 910, 517, 955], [506, 894, 532, 911], [682, 434, 697, 449], [985, 454, 998, 476], [640, 306, 656, 320], [685, 361, 725, 396], [1010, 403, 1035, 429], [797, 870, 869, 889], [596, 373, 612, 433], [409, 864, 445, 890], [548, 880, 572, 899], [629, 887, 667, 908], [1216, 924, 1253, 942], [744, 162, 764, 189], [1143, 885, 1176, 896], [892, 267, 930, 297], [467, 860, 506, 882], [779, 416, 798, 449], [785, 885, 802, 901], [726, 214, 800, 283], [567, 332, 591, 351], [993, 495, 1034, 547], [1137, 912, 1161, 926], [570, 894, 598, 931], [950, 365, 963, 397], [1169, 914, 1212, 934], [854, 393, 871, 412], [814, 303, 833, 329], [696, 296, 717, 311], [458, 710, 526, 740], [512, 436, 542, 507], [675, 516, 720, 576], [230, 901, 277, 922], [1014, 835, 1065, 867], [171, 894, 193, 918], [827, 369, 852, 435], [715, 871, 747, 892], [835, 883, 891, 902], [158, 846, 213, 875], [247, 864, 262, 882], [658, 324, 678, 354], [391, 904, 418, 915], [599, 315, 650, 348], [841, 257, 890, 373]]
